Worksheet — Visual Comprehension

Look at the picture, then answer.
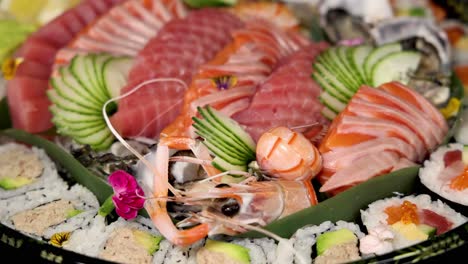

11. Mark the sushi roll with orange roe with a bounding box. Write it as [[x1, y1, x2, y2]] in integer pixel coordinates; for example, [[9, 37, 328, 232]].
[[419, 143, 468, 206], [359, 194, 467, 255]]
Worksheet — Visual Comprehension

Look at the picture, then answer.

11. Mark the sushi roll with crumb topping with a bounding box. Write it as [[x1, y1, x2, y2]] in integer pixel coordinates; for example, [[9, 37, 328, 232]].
[[0, 142, 63, 199], [65, 216, 163, 264], [360, 194, 467, 255], [419, 143, 468, 206], [0, 184, 99, 243], [276, 221, 365, 264]]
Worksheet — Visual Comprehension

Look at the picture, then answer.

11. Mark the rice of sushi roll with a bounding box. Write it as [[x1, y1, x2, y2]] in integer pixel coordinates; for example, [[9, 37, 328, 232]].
[[276, 221, 365, 264], [360, 194, 467, 255], [64, 216, 164, 264], [0, 142, 63, 199], [419, 143, 468, 206], [0, 184, 99, 242]]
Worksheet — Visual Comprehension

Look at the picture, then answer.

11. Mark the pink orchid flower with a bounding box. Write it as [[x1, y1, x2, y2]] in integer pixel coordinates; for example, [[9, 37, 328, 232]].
[[108, 170, 145, 220]]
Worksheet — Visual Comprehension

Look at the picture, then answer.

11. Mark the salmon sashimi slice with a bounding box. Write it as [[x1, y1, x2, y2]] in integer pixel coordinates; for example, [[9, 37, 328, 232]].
[[379, 82, 448, 131], [337, 115, 427, 161], [232, 43, 329, 142], [7, 0, 124, 133], [318, 110, 373, 153], [317, 82, 448, 194], [319, 151, 400, 192], [111, 9, 244, 139], [346, 98, 438, 151], [230, 2, 300, 31], [322, 137, 418, 171], [161, 20, 308, 139], [356, 86, 446, 145]]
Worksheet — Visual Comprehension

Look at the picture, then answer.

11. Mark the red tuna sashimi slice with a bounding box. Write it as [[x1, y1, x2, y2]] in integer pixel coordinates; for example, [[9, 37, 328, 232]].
[[337, 115, 426, 161], [379, 82, 448, 132], [7, 97, 53, 133], [420, 209, 453, 235], [319, 151, 400, 192], [7, 77, 49, 101], [110, 9, 244, 138], [54, 0, 186, 69], [346, 98, 438, 151], [15, 60, 51, 79], [355, 86, 446, 145], [160, 20, 307, 139], [233, 43, 329, 141], [18, 38, 58, 66], [8, 0, 124, 133], [322, 137, 418, 171]]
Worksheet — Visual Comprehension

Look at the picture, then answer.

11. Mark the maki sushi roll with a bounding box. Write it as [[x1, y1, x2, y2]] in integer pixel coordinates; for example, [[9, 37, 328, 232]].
[[276, 221, 365, 264], [0, 184, 99, 243], [360, 194, 467, 255], [64, 216, 163, 264], [419, 143, 468, 206], [0, 142, 64, 199]]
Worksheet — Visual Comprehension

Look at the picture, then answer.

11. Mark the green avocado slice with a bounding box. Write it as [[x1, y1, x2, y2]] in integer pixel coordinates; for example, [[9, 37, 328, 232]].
[[316, 228, 358, 256]]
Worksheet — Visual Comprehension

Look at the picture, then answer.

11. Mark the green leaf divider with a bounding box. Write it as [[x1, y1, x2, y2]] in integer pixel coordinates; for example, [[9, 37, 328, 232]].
[[238, 166, 420, 239], [0, 97, 11, 129], [443, 73, 465, 145], [0, 128, 113, 204]]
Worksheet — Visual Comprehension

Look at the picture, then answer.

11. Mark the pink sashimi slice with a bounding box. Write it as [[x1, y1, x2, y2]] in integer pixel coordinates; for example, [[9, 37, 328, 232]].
[[379, 82, 448, 133], [233, 43, 329, 141], [347, 98, 438, 151], [356, 86, 446, 145], [336, 115, 427, 161], [319, 151, 400, 192], [322, 137, 418, 171]]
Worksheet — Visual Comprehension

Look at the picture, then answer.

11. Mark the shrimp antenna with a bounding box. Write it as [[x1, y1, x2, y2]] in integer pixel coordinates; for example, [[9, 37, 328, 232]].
[[103, 78, 188, 196]]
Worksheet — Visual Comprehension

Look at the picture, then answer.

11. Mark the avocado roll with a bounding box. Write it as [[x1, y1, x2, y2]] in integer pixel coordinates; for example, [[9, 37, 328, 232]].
[[1, 183, 99, 243], [0, 142, 63, 199]]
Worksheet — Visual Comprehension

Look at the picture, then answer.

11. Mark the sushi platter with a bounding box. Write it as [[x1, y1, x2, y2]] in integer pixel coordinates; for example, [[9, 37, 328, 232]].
[[0, 0, 467, 263]]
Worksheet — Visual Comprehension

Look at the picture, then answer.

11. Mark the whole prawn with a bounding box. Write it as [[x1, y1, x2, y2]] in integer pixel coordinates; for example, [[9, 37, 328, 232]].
[[135, 125, 322, 246]]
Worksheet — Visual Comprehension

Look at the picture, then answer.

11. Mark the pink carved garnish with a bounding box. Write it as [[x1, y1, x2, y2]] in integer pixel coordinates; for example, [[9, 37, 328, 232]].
[[108, 170, 145, 220]]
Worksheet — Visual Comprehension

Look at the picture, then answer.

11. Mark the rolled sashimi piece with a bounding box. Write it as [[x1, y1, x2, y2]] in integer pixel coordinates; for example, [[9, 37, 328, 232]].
[[419, 143, 468, 206], [360, 194, 467, 255]]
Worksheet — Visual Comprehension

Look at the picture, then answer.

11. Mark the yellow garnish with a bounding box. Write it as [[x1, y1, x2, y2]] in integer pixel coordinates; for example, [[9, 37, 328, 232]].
[[50, 232, 71, 248], [440, 98, 461, 119], [1, 57, 23, 80]]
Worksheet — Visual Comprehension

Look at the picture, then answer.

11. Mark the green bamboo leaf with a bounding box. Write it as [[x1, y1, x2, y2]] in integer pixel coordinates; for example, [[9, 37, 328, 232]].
[[239, 166, 420, 238], [183, 0, 236, 8], [0, 97, 11, 129], [0, 128, 112, 204]]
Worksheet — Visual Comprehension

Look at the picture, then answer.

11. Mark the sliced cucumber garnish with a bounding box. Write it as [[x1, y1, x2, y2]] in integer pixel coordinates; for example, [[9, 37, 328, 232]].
[[363, 43, 401, 80], [192, 105, 256, 174], [371, 51, 421, 87], [48, 54, 133, 150]]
